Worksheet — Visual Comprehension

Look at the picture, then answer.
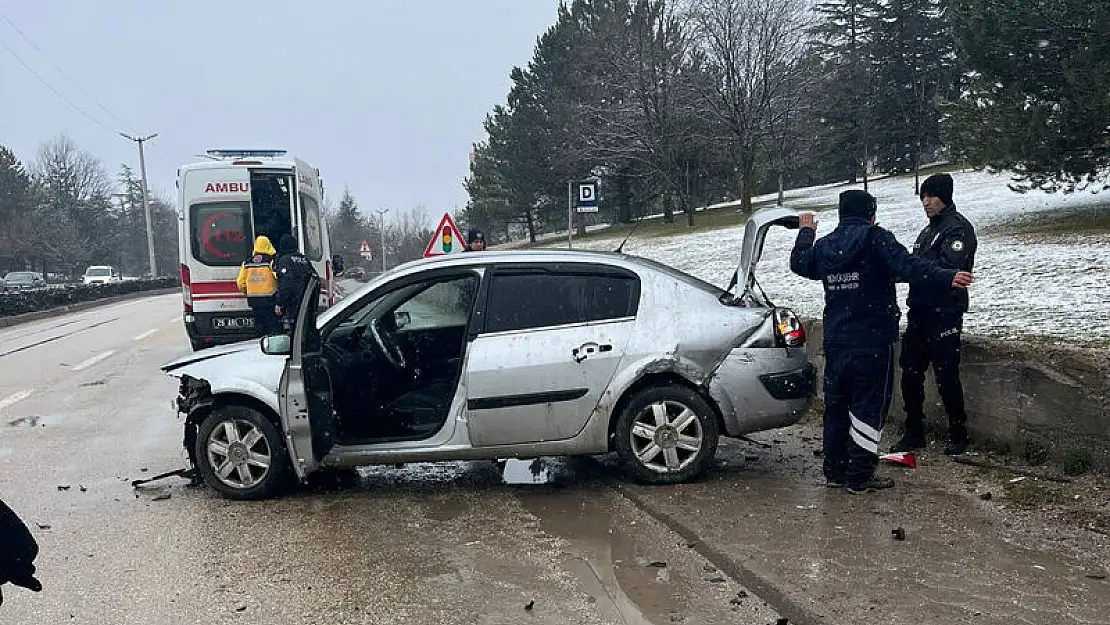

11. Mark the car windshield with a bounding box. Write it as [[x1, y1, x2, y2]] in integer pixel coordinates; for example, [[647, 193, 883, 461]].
[[5, 272, 34, 281], [86, 268, 111, 277]]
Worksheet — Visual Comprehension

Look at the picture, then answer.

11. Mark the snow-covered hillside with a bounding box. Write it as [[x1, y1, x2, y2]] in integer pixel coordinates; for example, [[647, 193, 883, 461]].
[[538, 169, 1110, 344]]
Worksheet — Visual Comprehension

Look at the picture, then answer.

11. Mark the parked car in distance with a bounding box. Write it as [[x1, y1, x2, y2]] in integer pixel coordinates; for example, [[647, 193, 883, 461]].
[[83, 266, 121, 285], [3, 271, 46, 291], [161, 207, 816, 500]]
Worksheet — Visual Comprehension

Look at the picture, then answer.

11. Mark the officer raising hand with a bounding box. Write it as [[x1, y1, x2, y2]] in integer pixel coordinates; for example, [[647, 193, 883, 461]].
[[790, 190, 973, 494]]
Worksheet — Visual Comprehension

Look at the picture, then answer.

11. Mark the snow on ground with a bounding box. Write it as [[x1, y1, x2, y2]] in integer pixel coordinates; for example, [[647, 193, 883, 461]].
[[538, 169, 1110, 345]]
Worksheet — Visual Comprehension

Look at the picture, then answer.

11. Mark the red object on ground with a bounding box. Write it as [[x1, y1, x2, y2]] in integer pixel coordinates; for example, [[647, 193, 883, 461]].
[[879, 451, 917, 469]]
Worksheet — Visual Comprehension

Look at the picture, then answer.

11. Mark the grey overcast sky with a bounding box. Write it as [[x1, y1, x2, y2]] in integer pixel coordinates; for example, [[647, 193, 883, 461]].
[[0, 1, 559, 222]]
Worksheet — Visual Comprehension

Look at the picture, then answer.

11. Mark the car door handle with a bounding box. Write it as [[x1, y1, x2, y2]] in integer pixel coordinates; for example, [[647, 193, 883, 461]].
[[572, 342, 612, 363]]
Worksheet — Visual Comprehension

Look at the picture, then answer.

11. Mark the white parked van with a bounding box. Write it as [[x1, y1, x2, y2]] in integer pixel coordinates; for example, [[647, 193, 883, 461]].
[[83, 265, 121, 285], [176, 150, 343, 351]]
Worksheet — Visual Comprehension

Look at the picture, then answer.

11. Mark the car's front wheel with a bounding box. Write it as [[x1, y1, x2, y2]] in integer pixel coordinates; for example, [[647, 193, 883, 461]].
[[195, 406, 293, 500], [614, 384, 720, 485]]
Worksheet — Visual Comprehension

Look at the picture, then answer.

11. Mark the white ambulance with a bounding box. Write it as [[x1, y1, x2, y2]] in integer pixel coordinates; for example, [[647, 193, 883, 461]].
[[176, 149, 344, 351]]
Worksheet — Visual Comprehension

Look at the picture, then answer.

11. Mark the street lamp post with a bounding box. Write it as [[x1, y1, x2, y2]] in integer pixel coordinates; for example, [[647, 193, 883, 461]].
[[375, 209, 389, 273], [121, 132, 159, 277]]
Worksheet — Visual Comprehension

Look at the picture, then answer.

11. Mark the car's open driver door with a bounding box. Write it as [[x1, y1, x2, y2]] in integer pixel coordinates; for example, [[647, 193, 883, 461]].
[[278, 275, 336, 480]]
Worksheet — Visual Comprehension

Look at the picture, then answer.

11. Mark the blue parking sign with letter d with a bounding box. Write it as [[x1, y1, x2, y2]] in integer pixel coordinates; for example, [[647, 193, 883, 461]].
[[576, 181, 599, 213]]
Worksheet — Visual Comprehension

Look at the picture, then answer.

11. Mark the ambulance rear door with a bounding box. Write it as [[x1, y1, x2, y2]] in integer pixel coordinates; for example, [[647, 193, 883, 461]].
[[294, 160, 331, 308], [181, 166, 254, 337]]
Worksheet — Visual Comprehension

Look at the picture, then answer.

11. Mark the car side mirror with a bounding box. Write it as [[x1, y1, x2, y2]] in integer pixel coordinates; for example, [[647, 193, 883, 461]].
[[332, 254, 345, 274], [260, 334, 292, 356], [394, 311, 411, 329]]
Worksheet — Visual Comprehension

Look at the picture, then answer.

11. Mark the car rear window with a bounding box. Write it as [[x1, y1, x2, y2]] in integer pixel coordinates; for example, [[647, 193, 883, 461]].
[[86, 268, 111, 276], [484, 269, 639, 333], [190, 202, 253, 266]]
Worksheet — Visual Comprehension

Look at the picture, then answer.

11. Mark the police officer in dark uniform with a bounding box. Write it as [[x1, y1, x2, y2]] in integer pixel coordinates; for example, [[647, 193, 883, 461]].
[[274, 234, 318, 333], [791, 190, 974, 494], [464, 228, 486, 252], [891, 173, 978, 455]]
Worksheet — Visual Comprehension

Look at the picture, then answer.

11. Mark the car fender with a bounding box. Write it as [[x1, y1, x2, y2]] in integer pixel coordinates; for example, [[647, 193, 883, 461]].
[[203, 378, 281, 416], [596, 348, 716, 440]]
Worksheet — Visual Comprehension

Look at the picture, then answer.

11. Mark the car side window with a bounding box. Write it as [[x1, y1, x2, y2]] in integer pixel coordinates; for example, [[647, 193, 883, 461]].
[[484, 270, 639, 333]]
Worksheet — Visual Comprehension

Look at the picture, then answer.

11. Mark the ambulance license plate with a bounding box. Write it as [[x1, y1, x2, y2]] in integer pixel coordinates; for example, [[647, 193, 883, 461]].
[[212, 316, 254, 330]]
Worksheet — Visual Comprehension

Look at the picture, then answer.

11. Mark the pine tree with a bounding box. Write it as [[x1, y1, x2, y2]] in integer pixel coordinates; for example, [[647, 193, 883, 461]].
[[808, 0, 880, 187], [331, 188, 369, 263], [944, 0, 1110, 191], [870, 0, 959, 189]]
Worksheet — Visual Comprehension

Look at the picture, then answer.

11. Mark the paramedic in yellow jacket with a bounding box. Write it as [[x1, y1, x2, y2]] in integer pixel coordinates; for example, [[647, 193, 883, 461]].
[[236, 235, 281, 336]]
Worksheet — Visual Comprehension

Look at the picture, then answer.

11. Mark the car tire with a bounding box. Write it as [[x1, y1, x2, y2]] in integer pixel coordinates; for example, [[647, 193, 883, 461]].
[[614, 384, 719, 485], [195, 406, 294, 500]]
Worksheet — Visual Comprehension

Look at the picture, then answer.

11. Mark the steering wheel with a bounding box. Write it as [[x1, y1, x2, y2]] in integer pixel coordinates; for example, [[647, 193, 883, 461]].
[[370, 318, 407, 370]]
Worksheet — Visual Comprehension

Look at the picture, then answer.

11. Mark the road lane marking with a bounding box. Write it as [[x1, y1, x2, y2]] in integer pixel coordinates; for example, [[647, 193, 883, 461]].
[[72, 350, 115, 371], [0, 390, 33, 411], [168, 316, 182, 325], [134, 329, 159, 341]]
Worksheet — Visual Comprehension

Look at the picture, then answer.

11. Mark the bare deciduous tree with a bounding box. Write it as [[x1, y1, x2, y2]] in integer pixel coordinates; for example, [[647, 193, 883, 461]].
[[32, 135, 114, 272], [689, 0, 810, 212]]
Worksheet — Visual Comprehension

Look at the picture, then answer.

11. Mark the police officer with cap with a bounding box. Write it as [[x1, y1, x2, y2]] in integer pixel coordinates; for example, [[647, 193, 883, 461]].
[[791, 190, 974, 494], [891, 173, 978, 456], [464, 228, 486, 252], [273, 234, 318, 333]]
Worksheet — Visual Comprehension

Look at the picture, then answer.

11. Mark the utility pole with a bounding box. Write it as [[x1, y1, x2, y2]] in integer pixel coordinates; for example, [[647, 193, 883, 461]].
[[375, 208, 389, 273], [567, 181, 573, 249], [121, 132, 159, 277]]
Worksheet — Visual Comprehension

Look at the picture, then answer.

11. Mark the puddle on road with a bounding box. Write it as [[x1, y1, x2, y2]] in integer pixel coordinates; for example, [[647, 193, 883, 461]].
[[499, 458, 556, 485], [502, 460, 686, 625]]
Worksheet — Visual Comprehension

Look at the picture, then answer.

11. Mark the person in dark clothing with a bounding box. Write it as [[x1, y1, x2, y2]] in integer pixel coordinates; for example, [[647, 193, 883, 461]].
[[0, 498, 43, 606], [464, 228, 486, 252], [790, 190, 974, 494], [891, 173, 979, 456], [274, 234, 317, 332]]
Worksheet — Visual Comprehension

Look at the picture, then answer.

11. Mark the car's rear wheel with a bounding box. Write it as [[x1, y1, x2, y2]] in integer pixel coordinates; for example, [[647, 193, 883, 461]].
[[614, 384, 719, 485], [195, 406, 293, 500]]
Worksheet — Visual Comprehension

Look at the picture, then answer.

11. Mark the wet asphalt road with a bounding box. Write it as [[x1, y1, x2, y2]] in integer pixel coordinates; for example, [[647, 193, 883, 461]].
[[0, 294, 781, 624]]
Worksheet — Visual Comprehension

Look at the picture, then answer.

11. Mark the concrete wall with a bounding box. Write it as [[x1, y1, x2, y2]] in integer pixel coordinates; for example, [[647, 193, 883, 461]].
[[801, 320, 1110, 473]]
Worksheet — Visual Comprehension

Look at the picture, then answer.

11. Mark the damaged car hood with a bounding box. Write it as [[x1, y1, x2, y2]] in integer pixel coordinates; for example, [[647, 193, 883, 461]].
[[160, 340, 261, 373], [160, 339, 286, 398]]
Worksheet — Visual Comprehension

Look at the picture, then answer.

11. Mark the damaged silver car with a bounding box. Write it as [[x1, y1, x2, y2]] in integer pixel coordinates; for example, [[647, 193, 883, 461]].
[[161, 207, 815, 499]]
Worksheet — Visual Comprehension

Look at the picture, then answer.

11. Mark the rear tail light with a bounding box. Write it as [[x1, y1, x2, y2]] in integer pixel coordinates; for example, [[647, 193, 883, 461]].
[[773, 308, 806, 347], [180, 263, 193, 313]]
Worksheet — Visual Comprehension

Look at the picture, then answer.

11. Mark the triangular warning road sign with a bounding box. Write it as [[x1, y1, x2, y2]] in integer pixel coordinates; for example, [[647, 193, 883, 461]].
[[359, 240, 370, 253], [424, 213, 466, 258]]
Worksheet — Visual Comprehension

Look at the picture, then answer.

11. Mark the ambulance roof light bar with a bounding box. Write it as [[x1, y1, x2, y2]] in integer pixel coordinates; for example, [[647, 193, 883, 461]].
[[205, 149, 288, 160]]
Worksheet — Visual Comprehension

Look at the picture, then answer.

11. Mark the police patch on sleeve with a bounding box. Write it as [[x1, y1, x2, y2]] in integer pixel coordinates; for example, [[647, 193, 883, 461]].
[[950, 240, 964, 252]]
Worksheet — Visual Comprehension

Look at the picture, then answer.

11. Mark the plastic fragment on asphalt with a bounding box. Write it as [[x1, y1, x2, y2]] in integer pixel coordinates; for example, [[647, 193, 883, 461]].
[[879, 451, 917, 468]]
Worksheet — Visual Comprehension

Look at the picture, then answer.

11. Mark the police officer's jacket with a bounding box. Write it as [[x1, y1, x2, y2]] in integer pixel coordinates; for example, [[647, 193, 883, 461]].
[[275, 251, 317, 312], [790, 217, 956, 349], [907, 203, 977, 315]]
